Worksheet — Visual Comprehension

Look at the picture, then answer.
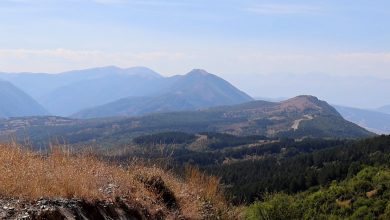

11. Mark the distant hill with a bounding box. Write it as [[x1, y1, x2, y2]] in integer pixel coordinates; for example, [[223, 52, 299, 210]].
[[0, 80, 48, 118], [335, 105, 390, 134], [73, 69, 253, 118], [202, 95, 372, 139], [377, 105, 390, 114]]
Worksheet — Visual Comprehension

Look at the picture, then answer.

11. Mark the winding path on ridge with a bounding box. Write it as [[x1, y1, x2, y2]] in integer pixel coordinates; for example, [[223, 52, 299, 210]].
[[292, 114, 314, 130]]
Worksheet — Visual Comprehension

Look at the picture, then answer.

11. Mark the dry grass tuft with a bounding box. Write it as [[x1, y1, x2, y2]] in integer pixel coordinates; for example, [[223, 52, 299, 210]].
[[0, 144, 229, 218], [185, 166, 240, 218]]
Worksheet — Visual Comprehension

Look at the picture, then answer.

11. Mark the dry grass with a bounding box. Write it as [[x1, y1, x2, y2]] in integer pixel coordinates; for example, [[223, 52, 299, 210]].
[[185, 166, 241, 218], [0, 143, 231, 218]]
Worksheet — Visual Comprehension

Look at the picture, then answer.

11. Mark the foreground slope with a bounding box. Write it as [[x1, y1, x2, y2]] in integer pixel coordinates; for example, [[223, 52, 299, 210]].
[[73, 69, 253, 118], [0, 80, 48, 118], [0, 145, 229, 219]]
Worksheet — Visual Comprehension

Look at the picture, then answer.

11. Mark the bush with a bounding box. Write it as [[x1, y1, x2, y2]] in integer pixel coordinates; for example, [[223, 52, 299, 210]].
[[246, 193, 301, 220], [245, 167, 390, 219]]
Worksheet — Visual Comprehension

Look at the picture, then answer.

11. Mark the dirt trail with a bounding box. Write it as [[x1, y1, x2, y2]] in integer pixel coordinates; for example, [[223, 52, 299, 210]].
[[292, 115, 314, 130]]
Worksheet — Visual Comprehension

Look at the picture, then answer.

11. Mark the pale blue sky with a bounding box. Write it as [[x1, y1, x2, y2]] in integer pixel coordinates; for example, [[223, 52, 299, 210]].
[[0, 0, 389, 107]]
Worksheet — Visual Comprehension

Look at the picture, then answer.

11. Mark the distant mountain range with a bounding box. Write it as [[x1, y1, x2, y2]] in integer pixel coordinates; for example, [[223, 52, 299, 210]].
[[0, 67, 252, 116], [377, 105, 390, 114], [0, 80, 48, 118], [334, 105, 390, 134], [0, 66, 168, 115], [73, 69, 253, 118]]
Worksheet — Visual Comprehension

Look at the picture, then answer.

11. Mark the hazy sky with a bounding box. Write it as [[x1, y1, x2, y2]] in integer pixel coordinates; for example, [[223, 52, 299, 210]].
[[0, 0, 389, 107]]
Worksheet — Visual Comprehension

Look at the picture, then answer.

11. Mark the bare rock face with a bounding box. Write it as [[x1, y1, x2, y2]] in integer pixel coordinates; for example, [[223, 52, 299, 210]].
[[0, 198, 164, 220]]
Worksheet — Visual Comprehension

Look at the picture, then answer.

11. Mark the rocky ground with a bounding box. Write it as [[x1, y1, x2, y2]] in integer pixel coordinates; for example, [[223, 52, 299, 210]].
[[0, 197, 219, 220], [0, 197, 162, 220]]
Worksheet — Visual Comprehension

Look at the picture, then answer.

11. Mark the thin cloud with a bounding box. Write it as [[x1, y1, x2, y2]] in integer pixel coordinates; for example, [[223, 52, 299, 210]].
[[244, 4, 322, 15], [91, 0, 190, 6], [0, 48, 189, 73], [92, 0, 128, 4], [2, 49, 390, 79], [235, 52, 390, 78]]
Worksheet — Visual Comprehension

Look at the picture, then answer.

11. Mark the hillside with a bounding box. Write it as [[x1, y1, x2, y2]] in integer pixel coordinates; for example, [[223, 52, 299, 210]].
[[242, 135, 390, 219], [0, 144, 230, 219], [0, 80, 48, 118], [73, 69, 253, 118], [335, 105, 390, 134], [0, 95, 373, 149], [246, 166, 390, 219], [203, 95, 371, 138], [72, 95, 195, 118], [200, 134, 390, 204]]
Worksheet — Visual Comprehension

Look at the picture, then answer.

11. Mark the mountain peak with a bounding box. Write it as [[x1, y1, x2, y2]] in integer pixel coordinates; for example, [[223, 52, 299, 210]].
[[62, 66, 162, 79], [289, 95, 320, 103], [124, 66, 162, 78], [281, 95, 340, 116], [186, 69, 211, 76]]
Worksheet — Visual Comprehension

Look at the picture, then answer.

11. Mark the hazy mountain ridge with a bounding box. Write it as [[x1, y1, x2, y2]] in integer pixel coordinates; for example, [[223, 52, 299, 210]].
[[0, 66, 160, 98], [378, 105, 390, 114], [0, 67, 252, 116], [335, 105, 390, 134], [0, 66, 166, 116], [0, 80, 48, 118], [73, 69, 253, 118]]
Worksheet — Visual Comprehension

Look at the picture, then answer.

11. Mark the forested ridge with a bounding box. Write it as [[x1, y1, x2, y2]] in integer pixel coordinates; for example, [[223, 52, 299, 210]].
[[209, 135, 390, 203], [108, 132, 390, 206]]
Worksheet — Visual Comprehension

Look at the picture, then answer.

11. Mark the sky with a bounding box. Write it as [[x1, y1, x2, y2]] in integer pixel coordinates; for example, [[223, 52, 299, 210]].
[[0, 0, 389, 108]]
